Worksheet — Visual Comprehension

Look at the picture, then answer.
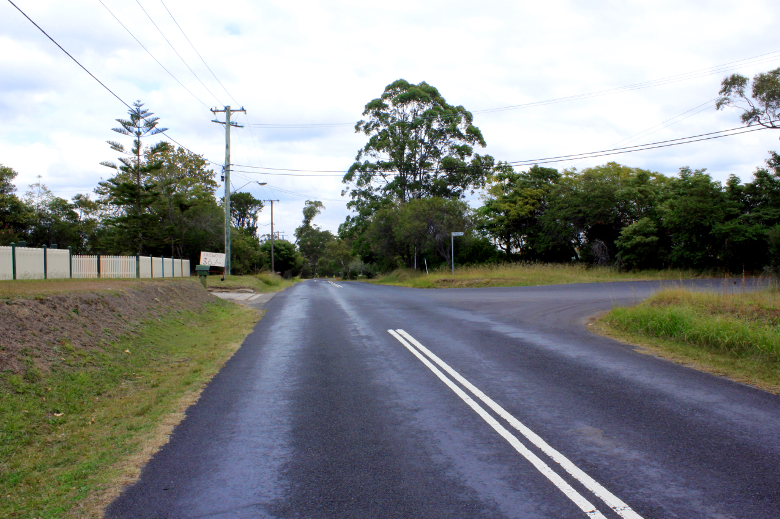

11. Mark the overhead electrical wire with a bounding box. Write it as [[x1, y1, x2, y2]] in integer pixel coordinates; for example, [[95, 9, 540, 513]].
[[133, 0, 222, 105], [7, 0, 131, 110], [9, 0, 223, 168], [249, 49, 780, 128], [233, 125, 771, 175], [97, 0, 211, 110], [158, 0, 240, 106]]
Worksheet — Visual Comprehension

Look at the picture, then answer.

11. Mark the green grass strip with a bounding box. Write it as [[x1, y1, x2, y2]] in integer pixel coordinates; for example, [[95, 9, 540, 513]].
[[0, 299, 259, 518]]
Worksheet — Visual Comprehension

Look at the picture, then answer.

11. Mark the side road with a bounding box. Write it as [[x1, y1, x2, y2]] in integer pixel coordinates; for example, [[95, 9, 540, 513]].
[[108, 278, 780, 519]]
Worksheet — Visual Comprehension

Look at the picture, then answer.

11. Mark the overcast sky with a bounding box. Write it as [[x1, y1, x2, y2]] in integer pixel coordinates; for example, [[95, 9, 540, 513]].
[[2, 0, 779, 235]]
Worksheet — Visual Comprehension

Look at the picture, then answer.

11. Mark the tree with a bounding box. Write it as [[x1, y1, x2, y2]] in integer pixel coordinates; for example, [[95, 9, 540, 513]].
[[344, 79, 496, 213], [0, 164, 31, 245], [717, 68, 780, 134], [228, 192, 264, 235], [259, 239, 303, 276], [294, 201, 334, 277], [99, 100, 169, 253], [478, 164, 561, 258], [656, 167, 726, 269]]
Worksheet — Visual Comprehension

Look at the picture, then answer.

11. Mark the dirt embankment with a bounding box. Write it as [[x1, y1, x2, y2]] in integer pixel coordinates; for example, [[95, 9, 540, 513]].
[[0, 280, 215, 375]]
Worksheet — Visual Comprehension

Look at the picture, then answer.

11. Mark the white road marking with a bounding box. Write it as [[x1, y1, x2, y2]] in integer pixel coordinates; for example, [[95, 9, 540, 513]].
[[388, 331, 606, 518], [327, 280, 343, 288], [390, 329, 644, 519]]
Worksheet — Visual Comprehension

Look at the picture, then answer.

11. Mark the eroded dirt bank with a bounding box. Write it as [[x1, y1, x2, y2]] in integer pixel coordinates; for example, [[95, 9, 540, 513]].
[[0, 280, 215, 374]]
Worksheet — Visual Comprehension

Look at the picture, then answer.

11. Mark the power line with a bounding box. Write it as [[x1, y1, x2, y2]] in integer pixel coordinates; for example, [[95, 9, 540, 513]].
[[237, 125, 770, 174], [134, 0, 222, 104], [231, 169, 344, 177], [158, 0, 240, 106], [7, 0, 131, 110], [507, 126, 768, 166], [8, 0, 222, 167], [97, 0, 211, 109], [248, 49, 780, 128]]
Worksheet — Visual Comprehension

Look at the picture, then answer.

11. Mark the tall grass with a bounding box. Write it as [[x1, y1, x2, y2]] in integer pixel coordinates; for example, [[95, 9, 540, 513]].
[[370, 262, 703, 289], [606, 288, 780, 361]]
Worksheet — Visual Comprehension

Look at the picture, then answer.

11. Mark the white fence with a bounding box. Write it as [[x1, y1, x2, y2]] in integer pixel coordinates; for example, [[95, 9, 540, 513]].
[[139, 256, 190, 278], [0, 245, 191, 280], [0, 246, 12, 281]]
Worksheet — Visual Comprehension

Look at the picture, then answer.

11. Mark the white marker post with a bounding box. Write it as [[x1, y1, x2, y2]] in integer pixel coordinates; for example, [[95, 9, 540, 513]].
[[451, 232, 464, 276]]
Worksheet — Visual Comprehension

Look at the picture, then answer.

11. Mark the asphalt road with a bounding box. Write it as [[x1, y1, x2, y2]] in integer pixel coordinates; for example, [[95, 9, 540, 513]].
[[107, 278, 780, 519]]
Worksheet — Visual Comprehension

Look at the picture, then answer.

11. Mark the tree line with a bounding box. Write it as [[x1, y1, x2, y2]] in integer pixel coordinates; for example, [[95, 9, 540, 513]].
[[2, 68, 778, 278]]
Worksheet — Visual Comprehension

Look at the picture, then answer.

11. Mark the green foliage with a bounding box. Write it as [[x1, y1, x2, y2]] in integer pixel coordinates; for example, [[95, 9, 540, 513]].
[[294, 200, 335, 277], [259, 239, 304, 276], [616, 218, 660, 270], [343, 79, 496, 235], [228, 192, 263, 236], [717, 67, 780, 129], [230, 228, 267, 275]]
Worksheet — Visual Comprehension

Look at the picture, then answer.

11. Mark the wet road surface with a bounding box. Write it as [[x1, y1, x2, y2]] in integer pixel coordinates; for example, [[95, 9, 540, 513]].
[[107, 279, 780, 518]]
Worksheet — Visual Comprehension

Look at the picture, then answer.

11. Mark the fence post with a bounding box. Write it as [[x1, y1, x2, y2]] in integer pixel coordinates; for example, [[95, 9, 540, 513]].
[[162, 256, 165, 278], [10, 242, 15, 280], [68, 247, 72, 278], [150, 256, 153, 278], [97, 254, 101, 278], [136, 255, 140, 279], [43, 245, 47, 280]]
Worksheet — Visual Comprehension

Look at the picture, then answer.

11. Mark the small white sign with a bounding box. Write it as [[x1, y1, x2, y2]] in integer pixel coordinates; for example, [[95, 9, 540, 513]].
[[451, 232, 464, 236], [200, 251, 226, 267]]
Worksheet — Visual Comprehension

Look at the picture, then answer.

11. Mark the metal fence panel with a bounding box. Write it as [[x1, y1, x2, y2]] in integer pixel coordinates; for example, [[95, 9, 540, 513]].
[[162, 258, 173, 278], [16, 247, 45, 279], [72, 255, 99, 279], [152, 257, 163, 278], [139, 256, 152, 278], [0, 246, 12, 280], [183, 259, 190, 276], [47, 249, 70, 279]]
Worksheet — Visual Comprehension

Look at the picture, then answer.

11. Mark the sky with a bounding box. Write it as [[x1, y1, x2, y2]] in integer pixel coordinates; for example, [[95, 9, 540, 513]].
[[1, 0, 779, 236]]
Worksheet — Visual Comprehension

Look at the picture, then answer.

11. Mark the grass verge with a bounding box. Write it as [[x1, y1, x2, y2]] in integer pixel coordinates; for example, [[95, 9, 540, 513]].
[[0, 298, 260, 518], [594, 287, 780, 394], [205, 272, 298, 292], [369, 263, 705, 289]]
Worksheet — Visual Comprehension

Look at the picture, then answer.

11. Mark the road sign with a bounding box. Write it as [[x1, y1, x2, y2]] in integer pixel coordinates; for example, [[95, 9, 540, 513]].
[[451, 232, 464, 236], [200, 251, 226, 267]]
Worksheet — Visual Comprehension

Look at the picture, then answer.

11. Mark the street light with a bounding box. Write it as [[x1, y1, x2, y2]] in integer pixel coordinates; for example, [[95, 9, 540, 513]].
[[234, 181, 267, 191]]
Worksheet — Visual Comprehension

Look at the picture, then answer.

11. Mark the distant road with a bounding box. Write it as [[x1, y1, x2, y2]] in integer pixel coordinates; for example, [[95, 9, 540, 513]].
[[108, 278, 780, 518]]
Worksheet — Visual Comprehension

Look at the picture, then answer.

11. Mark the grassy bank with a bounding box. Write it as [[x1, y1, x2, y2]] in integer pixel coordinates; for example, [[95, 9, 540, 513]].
[[596, 287, 780, 393], [206, 272, 298, 292], [0, 299, 259, 517], [369, 263, 704, 289]]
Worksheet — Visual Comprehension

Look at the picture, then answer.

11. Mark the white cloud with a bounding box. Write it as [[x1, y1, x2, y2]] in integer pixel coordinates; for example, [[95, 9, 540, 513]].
[[1, 0, 779, 235]]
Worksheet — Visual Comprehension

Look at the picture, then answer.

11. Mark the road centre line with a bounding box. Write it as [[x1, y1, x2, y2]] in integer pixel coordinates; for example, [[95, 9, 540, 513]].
[[388, 331, 606, 518], [389, 329, 643, 519], [327, 280, 343, 288]]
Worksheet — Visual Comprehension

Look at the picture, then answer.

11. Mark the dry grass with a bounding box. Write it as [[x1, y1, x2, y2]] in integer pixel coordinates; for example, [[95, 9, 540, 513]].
[[370, 263, 705, 289]]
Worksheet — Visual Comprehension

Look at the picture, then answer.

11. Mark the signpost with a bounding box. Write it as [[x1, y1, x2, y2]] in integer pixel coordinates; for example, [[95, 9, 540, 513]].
[[200, 252, 226, 268], [451, 232, 464, 276]]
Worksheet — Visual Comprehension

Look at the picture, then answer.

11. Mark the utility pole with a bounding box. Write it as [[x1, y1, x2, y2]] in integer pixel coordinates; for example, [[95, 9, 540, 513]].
[[263, 199, 280, 273], [211, 105, 246, 277]]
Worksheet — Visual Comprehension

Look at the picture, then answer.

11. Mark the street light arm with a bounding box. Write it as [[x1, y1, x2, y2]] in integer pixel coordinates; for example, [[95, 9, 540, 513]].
[[233, 180, 268, 191]]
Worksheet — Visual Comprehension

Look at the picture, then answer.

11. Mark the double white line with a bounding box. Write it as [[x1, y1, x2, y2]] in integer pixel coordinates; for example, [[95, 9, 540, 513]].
[[388, 329, 643, 519], [327, 280, 343, 288]]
